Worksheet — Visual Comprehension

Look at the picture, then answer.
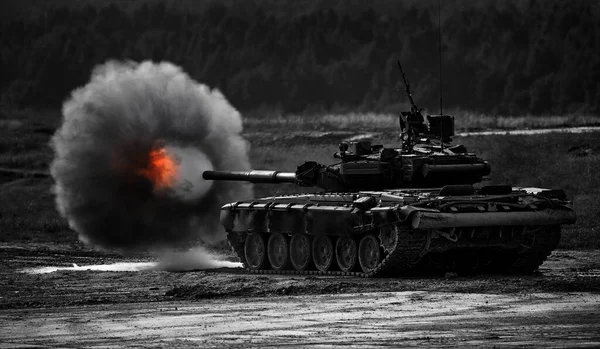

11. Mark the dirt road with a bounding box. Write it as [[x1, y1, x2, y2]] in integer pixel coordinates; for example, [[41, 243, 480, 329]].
[[1, 244, 599, 348], [2, 292, 600, 348]]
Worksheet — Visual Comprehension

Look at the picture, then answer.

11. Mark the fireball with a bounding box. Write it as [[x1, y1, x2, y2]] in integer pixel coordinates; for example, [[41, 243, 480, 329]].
[[137, 147, 179, 191]]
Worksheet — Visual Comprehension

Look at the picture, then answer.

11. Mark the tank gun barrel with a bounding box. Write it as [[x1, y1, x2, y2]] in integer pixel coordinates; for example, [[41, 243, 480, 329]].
[[203, 170, 297, 184]]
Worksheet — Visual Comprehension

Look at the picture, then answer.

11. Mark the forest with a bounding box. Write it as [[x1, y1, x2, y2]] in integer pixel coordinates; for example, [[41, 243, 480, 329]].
[[1, 0, 599, 116]]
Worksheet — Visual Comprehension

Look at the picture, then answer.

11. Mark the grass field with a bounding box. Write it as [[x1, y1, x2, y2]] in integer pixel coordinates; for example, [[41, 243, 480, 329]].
[[245, 109, 600, 133], [0, 109, 598, 249]]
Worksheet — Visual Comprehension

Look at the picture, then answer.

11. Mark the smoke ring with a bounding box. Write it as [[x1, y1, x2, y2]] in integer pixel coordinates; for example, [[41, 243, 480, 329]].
[[51, 61, 252, 252]]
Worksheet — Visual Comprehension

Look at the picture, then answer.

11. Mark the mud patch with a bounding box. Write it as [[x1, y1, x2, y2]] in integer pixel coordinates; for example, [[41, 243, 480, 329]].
[[1, 244, 599, 310]]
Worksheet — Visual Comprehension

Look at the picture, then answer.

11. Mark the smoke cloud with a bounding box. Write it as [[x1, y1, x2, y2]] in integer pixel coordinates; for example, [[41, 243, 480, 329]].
[[51, 61, 252, 253], [155, 246, 242, 271]]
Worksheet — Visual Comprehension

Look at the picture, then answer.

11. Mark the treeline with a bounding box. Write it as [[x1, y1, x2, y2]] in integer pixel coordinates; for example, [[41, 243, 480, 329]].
[[1, 0, 599, 115]]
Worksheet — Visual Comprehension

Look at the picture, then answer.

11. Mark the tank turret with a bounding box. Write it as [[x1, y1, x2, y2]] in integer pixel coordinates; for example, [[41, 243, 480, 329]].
[[203, 139, 490, 191], [203, 62, 490, 191]]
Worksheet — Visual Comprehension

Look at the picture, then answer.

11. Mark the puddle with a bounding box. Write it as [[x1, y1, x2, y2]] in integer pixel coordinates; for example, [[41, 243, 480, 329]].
[[23, 262, 157, 274], [23, 260, 242, 274]]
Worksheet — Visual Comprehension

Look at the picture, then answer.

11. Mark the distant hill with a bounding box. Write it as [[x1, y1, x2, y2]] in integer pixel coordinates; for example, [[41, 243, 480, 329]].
[[1, 0, 598, 115]]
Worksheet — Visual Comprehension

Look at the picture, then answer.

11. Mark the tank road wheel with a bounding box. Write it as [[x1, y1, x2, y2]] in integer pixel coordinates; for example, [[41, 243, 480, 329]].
[[521, 226, 538, 248], [358, 234, 382, 273], [290, 234, 312, 271], [335, 236, 357, 272], [379, 225, 398, 254], [267, 233, 290, 271], [312, 235, 335, 272], [244, 233, 267, 270]]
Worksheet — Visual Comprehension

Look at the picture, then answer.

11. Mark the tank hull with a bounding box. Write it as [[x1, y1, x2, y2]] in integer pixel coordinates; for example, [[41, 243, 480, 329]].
[[220, 187, 575, 277]]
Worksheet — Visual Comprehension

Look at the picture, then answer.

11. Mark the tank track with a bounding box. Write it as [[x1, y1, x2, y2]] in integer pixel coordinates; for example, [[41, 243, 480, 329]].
[[506, 225, 561, 274], [227, 225, 426, 278], [227, 224, 561, 277], [416, 225, 562, 275]]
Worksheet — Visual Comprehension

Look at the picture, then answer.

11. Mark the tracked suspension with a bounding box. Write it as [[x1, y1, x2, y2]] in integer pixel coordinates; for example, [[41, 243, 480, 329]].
[[227, 224, 561, 277]]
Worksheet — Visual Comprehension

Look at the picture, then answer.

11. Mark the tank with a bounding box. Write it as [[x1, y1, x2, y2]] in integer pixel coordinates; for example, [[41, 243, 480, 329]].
[[202, 63, 576, 277]]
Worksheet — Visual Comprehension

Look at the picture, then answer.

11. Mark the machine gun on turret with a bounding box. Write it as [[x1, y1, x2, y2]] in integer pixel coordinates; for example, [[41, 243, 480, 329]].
[[397, 61, 455, 152], [398, 61, 421, 115], [397, 61, 426, 152]]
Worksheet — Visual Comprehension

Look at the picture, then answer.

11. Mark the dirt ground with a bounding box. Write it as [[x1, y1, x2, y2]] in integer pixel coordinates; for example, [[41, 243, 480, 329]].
[[0, 243, 599, 348]]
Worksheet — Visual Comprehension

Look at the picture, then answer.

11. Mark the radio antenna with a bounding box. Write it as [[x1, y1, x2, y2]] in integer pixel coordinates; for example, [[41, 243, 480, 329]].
[[438, 0, 444, 152]]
